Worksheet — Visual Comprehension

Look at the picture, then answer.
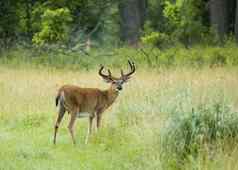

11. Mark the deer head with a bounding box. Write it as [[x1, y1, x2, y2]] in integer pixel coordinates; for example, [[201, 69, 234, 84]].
[[98, 60, 136, 91]]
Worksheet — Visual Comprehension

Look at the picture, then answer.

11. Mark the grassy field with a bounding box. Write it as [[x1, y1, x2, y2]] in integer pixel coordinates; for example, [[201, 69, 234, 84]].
[[1, 66, 238, 170]]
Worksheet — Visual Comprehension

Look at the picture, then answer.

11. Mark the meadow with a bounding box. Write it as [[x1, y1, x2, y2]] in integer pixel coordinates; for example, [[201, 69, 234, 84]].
[[1, 0, 238, 168], [1, 64, 238, 170]]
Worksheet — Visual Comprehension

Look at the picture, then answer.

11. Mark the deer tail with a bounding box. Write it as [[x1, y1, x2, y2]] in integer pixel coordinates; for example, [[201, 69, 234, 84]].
[[55, 94, 60, 107], [56, 91, 65, 107]]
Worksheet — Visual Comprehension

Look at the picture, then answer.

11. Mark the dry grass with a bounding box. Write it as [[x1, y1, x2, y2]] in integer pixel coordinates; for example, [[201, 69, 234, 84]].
[[1, 66, 238, 169]]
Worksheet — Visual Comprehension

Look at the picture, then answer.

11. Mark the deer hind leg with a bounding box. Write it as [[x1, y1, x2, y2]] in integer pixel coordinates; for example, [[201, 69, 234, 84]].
[[68, 111, 77, 145], [95, 110, 103, 133], [54, 104, 66, 144], [96, 114, 102, 130], [95, 115, 102, 133], [85, 116, 94, 144]]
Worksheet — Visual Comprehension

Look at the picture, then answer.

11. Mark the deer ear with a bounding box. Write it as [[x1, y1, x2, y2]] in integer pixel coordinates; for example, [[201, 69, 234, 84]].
[[122, 77, 131, 83], [124, 80, 129, 83]]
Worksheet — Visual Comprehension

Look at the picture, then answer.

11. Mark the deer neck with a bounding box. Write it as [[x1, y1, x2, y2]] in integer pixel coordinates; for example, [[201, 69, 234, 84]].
[[104, 87, 119, 107]]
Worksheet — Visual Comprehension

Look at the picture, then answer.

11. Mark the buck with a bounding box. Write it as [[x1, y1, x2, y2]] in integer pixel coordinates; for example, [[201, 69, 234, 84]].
[[53, 60, 136, 145]]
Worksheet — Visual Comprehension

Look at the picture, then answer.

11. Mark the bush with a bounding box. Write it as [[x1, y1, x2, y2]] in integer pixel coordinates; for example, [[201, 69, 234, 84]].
[[141, 32, 171, 48], [161, 102, 238, 167], [163, 0, 206, 46], [32, 8, 72, 46], [1, 43, 238, 69]]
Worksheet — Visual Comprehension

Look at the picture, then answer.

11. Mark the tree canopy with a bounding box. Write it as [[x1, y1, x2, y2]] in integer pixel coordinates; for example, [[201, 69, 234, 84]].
[[1, 0, 238, 50]]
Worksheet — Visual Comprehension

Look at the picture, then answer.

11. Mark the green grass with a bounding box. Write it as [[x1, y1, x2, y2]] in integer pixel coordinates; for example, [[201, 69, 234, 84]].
[[1, 66, 238, 170], [2, 43, 238, 70]]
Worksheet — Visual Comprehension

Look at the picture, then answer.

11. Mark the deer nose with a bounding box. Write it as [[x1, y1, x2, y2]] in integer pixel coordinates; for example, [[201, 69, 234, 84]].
[[117, 86, 122, 90]]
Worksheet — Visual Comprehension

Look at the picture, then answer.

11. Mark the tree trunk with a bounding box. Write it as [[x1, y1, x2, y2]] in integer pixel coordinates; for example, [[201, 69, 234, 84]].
[[138, 0, 147, 28], [209, 0, 228, 41], [118, 0, 146, 46], [235, 0, 238, 42]]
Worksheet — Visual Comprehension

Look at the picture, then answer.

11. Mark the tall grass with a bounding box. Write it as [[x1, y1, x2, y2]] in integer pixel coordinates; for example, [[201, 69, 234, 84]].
[[1, 43, 238, 70], [1, 66, 238, 169], [161, 102, 238, 169]]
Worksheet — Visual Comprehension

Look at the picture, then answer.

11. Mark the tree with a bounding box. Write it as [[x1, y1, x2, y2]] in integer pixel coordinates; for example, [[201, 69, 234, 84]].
[[163, 0, 205, 46], [235, 0, 238, 42], [209, 0, 228, 41], [0, 0, 19, 49], [23, 0, 36, 39], [32, 8, 72, 46], [118, 0, 147, 46]]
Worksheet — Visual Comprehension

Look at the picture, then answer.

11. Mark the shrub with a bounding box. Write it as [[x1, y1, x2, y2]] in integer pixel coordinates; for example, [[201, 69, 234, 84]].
[[32, 8, 72, 46], [141, 32, 171, 48], [160, 102, 238, 167], [1, 43, 238, 69], [163, 0, 206, 46]]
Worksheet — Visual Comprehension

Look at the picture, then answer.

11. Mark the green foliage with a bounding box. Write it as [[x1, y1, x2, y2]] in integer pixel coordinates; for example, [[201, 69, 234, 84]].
[[163, 1, 180, 27], [32, 8, 72, 46], [161, 102, 238, 168], [163, 0, 206, 45], [146, 0, 168, 33], [0, 0, 19, 48], [2, 43, 238, 70], [141, 32, 171, 48], [0, 0, 236, 49]]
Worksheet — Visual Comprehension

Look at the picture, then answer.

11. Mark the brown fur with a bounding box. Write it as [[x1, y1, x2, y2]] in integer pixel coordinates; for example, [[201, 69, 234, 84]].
[[53, 84, 119, 145], [58, 84, 119, 116], [53, 60, 135, 145]]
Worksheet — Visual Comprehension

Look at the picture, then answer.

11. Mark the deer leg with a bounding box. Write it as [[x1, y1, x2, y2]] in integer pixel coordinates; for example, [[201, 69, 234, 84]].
[[68, 113, 77, 145], [96, 114, 102, 131], [85, 116, 93, 144], [53, 105, 65, 144], [94, 115, 98, 133]]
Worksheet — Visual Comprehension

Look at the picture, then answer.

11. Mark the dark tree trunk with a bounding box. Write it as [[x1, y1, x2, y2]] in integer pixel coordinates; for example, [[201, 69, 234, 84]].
[[227, 0, 236, 33], [209, 0, 228, 41], [235, 0, 238, 42], [0, 0, 18, 49], [118, 0, 146, 46], [138, 0, 147, 28]]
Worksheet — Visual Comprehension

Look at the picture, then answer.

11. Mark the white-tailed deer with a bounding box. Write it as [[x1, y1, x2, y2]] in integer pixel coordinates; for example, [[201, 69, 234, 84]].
[[53, 60, 136, 145]]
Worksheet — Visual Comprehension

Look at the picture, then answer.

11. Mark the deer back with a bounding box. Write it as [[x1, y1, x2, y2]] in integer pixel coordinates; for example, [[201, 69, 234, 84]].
[[57, 85, 110, 114]]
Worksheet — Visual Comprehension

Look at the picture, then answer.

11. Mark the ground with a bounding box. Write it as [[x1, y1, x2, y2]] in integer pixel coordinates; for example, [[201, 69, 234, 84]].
[[1, 66, 238, 170]]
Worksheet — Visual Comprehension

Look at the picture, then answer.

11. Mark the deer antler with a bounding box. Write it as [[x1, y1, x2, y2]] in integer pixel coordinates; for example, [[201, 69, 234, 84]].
[[121, 60, 136, 80], [98, 65, 114, 81]]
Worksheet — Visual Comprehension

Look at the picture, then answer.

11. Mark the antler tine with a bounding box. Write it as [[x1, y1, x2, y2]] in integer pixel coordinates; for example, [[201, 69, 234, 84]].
[[120, 60, 136, 80], [128, 60, 135, 70], [98, 65, 104, 74], [124, 59, 136, 77], [99, 65, 109, 78], [107, 69, 112, 77], [98, 64, 115, 81]]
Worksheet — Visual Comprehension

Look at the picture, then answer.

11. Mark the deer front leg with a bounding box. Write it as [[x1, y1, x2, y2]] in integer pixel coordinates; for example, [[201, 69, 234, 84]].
[[68, 113, 77, 145], [85, 116, 93, 144]]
